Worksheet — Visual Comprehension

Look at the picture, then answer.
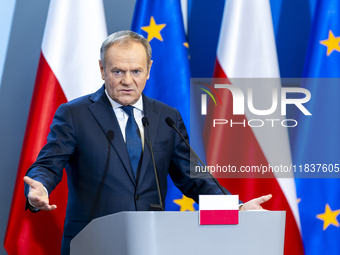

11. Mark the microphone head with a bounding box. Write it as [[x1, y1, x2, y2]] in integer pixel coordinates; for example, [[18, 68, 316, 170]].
[[165, 117, 175, 127], [142, 117, 149, 127]]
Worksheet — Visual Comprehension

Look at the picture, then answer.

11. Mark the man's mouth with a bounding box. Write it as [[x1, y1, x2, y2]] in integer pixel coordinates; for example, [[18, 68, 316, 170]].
[[121, 89, 134, 93]]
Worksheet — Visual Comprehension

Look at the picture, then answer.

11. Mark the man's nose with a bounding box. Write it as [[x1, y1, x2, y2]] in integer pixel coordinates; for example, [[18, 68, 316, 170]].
[[122, 72, 133, 85]]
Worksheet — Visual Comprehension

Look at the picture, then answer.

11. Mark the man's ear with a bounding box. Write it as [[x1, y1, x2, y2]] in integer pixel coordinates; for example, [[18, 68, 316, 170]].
[[99, 60, 105, 80], [147, 60, 153, 79]]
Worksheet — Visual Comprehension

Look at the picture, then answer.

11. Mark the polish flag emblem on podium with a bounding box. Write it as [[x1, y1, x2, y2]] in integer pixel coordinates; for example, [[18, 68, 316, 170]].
[[199, 195, 239, 225]]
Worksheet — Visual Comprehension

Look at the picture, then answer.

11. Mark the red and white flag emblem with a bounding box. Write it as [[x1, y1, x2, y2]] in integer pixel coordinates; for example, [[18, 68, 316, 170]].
[[199, 195, 239, 225]]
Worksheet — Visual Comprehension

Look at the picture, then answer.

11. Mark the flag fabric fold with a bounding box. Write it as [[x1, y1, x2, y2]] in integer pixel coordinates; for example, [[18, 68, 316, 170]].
[[294, 0, 340, 254], [203, 0, 304, 254], [4, 1, 107, 254]]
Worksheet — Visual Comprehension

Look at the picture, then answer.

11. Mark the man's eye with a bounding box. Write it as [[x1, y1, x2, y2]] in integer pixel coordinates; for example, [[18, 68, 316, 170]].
[[132, 70, 141, 75], [113, 71, 123, 76]]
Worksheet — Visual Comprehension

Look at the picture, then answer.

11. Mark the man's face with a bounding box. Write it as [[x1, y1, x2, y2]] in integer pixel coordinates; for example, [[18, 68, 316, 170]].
[[99, 41, 152, 106]]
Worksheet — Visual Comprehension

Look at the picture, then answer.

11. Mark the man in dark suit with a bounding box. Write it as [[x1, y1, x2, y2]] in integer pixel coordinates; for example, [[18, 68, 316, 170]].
[[24, 30, 272, 255]]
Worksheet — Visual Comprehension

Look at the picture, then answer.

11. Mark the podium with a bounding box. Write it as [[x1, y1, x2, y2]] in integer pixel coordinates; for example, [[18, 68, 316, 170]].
[[70, 211, 285, 255]]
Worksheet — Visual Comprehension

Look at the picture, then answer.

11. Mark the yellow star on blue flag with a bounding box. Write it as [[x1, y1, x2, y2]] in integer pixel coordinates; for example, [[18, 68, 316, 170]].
[[316, 204, 340, 230], [173, 195, 196, 211], [141, 16, 166, 42], [319, 30, 340, 56]]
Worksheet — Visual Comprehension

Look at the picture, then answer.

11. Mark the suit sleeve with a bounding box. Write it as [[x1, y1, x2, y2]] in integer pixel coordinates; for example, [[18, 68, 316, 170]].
[[168, 109, 231, 203], [25, 103, 77, 198]]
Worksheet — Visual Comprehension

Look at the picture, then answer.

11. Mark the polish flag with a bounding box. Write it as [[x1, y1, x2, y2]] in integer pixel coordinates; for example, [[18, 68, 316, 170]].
[[203, 0, 304, 254], [199, 195, 239, 225], [4, 1, 107, 254]]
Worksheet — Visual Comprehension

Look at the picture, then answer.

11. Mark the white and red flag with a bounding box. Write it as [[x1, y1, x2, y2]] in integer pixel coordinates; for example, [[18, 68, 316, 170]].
[[203, 0, 304, 254], [4, 1, 107, 254], [199, 195, 239, 225]]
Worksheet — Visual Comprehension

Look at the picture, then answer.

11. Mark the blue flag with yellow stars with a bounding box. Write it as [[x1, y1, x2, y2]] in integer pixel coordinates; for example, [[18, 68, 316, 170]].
[[131, 0, 198, 211], [294, 0, 340, 254]]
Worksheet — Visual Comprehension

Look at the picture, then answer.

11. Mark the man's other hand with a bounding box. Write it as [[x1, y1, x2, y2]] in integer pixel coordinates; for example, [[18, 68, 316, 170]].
[[239, 194, 272, 211], [23, 176, 57, 211]]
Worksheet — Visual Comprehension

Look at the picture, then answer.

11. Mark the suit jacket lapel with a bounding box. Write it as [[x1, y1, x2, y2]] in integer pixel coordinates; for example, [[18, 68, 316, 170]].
[[88, 86, 136, 185], [137, 94, 160, 187]]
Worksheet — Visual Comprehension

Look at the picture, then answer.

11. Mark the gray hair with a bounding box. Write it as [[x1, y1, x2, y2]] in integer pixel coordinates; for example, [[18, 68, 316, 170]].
[[100, 30, 152, 69]]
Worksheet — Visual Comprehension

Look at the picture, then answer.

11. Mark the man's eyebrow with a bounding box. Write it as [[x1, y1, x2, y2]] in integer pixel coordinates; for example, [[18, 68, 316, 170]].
[[110, 65, 144, 71], [110, 67, 124, 70]]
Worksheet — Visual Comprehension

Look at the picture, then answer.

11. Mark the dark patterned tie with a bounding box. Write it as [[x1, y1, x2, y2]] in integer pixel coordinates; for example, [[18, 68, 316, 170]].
[[121, 106, 142, 178]]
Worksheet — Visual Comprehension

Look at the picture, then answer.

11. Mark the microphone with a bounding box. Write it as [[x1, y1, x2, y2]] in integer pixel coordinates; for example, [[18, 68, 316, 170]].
[[165, 117, 227, 195], [142, 117, 164, 211]]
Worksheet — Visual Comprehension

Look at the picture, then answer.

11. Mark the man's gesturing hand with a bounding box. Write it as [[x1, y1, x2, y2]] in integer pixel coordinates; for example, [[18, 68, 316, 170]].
[[23, 176, 57, 211], [239, 194, 272, 211]]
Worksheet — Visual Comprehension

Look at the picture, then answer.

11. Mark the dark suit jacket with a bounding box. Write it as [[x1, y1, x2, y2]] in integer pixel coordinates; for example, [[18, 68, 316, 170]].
[[25, 85, 228, 254]]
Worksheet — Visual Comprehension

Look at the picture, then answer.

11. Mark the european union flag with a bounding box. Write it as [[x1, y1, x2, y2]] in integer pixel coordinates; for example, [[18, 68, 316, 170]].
[[131, 0, 198, 211], [294, 0, 340, 254]]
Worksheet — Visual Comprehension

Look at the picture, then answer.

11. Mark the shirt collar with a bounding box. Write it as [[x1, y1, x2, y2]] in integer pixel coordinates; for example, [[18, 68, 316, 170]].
[[105, 89, 144, 112]]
